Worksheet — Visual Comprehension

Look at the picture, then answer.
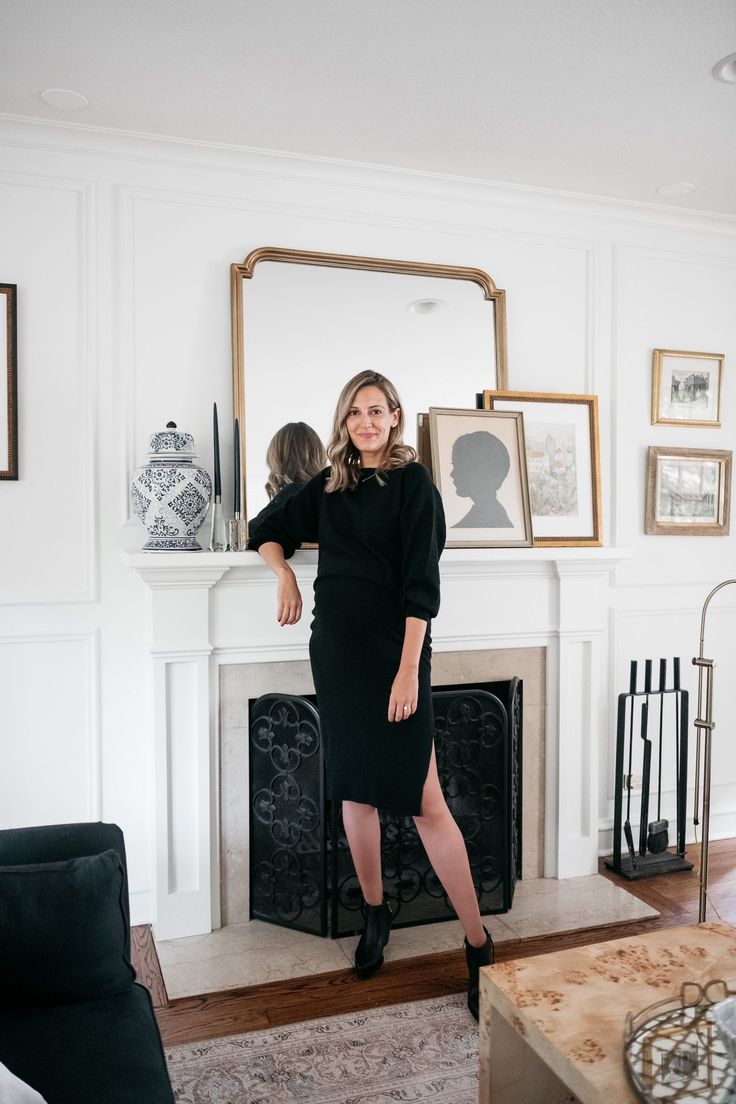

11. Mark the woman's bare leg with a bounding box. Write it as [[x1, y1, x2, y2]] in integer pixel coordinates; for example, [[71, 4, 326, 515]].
[[413, 746, 487, 947], [342, 800, 384, 906]]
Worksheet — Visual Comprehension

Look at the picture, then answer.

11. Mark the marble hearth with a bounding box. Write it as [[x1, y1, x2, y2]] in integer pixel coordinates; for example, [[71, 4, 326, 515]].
[[127, 546, 628, 940]]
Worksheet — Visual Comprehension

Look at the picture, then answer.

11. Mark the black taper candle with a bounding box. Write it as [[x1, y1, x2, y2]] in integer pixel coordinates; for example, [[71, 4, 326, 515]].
[[233, 417, 241, 517], [212, 403, 222, 498]]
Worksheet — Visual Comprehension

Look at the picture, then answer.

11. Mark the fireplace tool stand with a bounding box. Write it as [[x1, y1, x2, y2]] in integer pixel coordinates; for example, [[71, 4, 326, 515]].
[[606, 658, 692, 881], [693, 578, 736, 923]]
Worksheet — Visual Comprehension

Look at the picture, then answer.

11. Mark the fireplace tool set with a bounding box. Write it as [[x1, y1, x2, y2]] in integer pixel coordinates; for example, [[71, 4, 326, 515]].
[[607, 658, 693, 880]]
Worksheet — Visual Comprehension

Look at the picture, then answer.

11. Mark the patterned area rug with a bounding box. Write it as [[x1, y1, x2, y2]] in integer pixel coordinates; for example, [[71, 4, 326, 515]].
[[166, 993, 478, 1103]]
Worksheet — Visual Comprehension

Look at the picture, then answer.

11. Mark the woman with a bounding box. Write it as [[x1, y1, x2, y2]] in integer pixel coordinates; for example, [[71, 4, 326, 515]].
[[248, 421, 327, 534], [248, 370, 494, 1019]]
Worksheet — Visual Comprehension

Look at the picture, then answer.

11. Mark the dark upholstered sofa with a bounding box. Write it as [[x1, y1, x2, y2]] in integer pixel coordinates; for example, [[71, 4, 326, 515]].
[[0, 821, 175, 1104]]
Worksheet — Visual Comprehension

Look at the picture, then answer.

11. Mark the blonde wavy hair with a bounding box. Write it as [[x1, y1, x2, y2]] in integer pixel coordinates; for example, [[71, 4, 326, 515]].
[[325, 371, 416, 493], [265, 422, 327, 499]]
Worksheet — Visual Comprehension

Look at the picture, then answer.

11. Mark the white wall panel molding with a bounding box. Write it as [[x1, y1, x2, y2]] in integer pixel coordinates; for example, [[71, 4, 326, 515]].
[[118, 181, 601, 263], [604, 606, 736, 834], [2, 116, 735, 238], [0, 172, 98, 606], [610, 242, 736, 574], [613, 242, 736, 272], [118, 183, 137, 527], [0, 631, 101, 825]]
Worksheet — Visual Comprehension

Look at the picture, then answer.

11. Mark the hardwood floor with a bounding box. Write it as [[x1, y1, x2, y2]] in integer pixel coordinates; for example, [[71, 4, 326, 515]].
[[132, 839, 736, 1047]]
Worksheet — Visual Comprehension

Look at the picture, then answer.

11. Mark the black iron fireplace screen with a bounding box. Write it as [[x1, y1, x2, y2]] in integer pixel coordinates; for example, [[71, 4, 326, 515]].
[[249, 681, 522, 938]]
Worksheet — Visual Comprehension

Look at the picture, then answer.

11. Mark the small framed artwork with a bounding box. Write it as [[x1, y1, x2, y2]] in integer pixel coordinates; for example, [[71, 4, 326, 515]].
[[483, 390, 602, 547], [645, 446, 732, 536], [1, 284, 18, 481], [651, 348, 724, 427], [428, 407, 533, 548]]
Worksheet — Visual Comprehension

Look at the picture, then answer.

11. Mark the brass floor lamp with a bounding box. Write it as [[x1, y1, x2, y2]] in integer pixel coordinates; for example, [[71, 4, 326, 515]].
[[693, 578, 736, 923]]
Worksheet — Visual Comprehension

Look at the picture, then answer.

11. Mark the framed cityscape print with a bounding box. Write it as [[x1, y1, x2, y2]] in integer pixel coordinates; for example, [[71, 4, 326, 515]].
[[483, 390, 602, 547], [651, 349, 724, 427], [428, 407, 533, 548], [1, 283, 17, 481], [645, 446, 731, 536]]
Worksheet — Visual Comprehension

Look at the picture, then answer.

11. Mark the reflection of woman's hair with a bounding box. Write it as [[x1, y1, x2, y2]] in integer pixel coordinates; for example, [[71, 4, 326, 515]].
[[325, 370, 416, 493], [453, 431, 510, 490], [265, 422, 327, 500]]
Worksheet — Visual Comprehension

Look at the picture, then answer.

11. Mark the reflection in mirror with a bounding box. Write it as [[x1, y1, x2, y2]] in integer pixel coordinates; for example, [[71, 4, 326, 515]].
[[232, 250, 506, 521]]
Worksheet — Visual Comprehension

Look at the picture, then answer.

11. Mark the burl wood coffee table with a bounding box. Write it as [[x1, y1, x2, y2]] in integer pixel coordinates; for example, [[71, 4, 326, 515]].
[[479, 920, 736, 1103]]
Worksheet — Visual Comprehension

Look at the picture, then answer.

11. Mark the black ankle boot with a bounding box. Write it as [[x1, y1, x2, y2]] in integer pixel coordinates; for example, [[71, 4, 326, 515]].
[[465, 927, 495, 1021], [354, 900, 392, 979]]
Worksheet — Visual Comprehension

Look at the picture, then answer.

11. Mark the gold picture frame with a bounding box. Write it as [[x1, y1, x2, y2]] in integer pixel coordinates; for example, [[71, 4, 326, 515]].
[[428, 407, 533, 548], [483, 390, 602, 547], [1, 283, 17, 481], [651, 349, 724, 427], [645, 446, 732, 536]]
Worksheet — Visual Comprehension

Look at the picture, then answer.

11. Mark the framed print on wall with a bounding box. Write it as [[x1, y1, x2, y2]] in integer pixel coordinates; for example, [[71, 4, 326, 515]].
[[651, 348, 724, 427], [483, 390, 602, 547], [428, 407, 533, 548], [1, 283, 17, 481], [645, 446, 732, 536]]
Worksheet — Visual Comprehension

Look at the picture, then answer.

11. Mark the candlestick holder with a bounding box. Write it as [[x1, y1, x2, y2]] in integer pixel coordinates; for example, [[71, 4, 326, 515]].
[[209, 497, 228, 551], [228, 515, 248, 551]]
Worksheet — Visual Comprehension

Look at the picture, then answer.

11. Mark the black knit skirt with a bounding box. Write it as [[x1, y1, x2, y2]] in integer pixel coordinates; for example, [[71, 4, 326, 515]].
[[309, 577, 434, 816]]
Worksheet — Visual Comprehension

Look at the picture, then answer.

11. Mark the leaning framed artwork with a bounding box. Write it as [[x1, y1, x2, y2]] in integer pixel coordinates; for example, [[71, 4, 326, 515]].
[[428, 407, 533, 548], [0, 284, 17, 481], [651, 349, 724, 427], [645, 446, 732, 536], [483, 390, 602, 547]]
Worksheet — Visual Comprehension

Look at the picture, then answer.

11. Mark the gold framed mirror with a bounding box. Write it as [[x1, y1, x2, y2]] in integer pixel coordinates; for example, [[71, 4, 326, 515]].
[[231, 246, 507, 523]]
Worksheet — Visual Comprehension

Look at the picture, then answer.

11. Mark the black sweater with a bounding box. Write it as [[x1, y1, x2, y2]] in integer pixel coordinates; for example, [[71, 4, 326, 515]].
[[248, 461, 446, 623]]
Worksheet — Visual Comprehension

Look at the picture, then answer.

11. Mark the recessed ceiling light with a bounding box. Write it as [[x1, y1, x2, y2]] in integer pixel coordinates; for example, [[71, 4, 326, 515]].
[[406, 299, 445, 315], [712, 53, 736, 83], [40, 88, 89, 110], [656, 182, 696, 198]]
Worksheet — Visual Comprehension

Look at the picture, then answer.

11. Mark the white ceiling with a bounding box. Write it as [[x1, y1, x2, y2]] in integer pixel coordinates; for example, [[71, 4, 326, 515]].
[[2, 0, 735, 215]]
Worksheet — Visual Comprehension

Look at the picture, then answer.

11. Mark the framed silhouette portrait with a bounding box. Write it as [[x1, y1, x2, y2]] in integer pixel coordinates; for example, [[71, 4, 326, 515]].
[[428, 407, 533, 548]]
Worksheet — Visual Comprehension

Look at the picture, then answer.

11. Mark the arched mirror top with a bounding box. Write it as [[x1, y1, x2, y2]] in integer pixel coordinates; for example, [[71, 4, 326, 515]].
[[231, 246, 507, 523]]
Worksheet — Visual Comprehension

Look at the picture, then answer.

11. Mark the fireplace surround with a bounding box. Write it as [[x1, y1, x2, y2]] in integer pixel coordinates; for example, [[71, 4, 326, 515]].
[[126, 545, 628, 940]]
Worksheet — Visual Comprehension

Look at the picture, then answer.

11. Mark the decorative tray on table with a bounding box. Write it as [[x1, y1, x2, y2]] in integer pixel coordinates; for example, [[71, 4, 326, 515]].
[[624, 980, 736, 1102]]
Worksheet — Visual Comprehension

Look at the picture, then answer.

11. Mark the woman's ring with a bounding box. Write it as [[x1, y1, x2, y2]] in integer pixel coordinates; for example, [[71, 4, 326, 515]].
[[403, 705, 409, 712]]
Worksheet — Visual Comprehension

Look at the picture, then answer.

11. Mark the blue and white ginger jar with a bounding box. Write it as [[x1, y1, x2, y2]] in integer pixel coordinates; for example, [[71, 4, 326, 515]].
[[130, 421, 212, 551]]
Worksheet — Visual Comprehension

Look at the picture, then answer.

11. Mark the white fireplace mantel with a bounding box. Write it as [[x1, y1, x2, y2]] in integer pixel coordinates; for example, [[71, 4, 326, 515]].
[[125, 546, 630, 939]]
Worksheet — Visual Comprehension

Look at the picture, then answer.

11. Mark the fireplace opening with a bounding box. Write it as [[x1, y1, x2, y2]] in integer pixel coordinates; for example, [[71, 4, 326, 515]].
[[249, 679, 522, 938]]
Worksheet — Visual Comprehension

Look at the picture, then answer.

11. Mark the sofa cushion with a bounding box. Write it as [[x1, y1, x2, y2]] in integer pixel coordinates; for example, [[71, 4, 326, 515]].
[[0, 984, 175, 1104], [0, 850, 135, 1006]]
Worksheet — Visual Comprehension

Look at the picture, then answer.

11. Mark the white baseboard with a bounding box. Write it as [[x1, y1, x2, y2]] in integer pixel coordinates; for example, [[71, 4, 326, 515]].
[[129, 889, 155, 928]]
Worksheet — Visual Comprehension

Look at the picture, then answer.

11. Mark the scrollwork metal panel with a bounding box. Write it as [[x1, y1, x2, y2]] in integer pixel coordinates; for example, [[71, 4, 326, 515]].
[[249, 694, 327, 935], [250, 682, 522, 938]]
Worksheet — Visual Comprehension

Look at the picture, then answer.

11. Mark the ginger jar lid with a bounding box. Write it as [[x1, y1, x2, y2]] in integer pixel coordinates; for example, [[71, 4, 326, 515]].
[[147, 421, 196, 461]]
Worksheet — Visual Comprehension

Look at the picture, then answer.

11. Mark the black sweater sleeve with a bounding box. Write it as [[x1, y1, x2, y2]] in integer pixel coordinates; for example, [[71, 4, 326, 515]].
[[399, 463, 446, 622], [247, 469, 325, 558]]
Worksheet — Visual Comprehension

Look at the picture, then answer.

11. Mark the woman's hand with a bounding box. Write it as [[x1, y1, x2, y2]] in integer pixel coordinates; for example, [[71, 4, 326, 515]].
[[276, 566, 302, 626], [388, 665, 418, 723]]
